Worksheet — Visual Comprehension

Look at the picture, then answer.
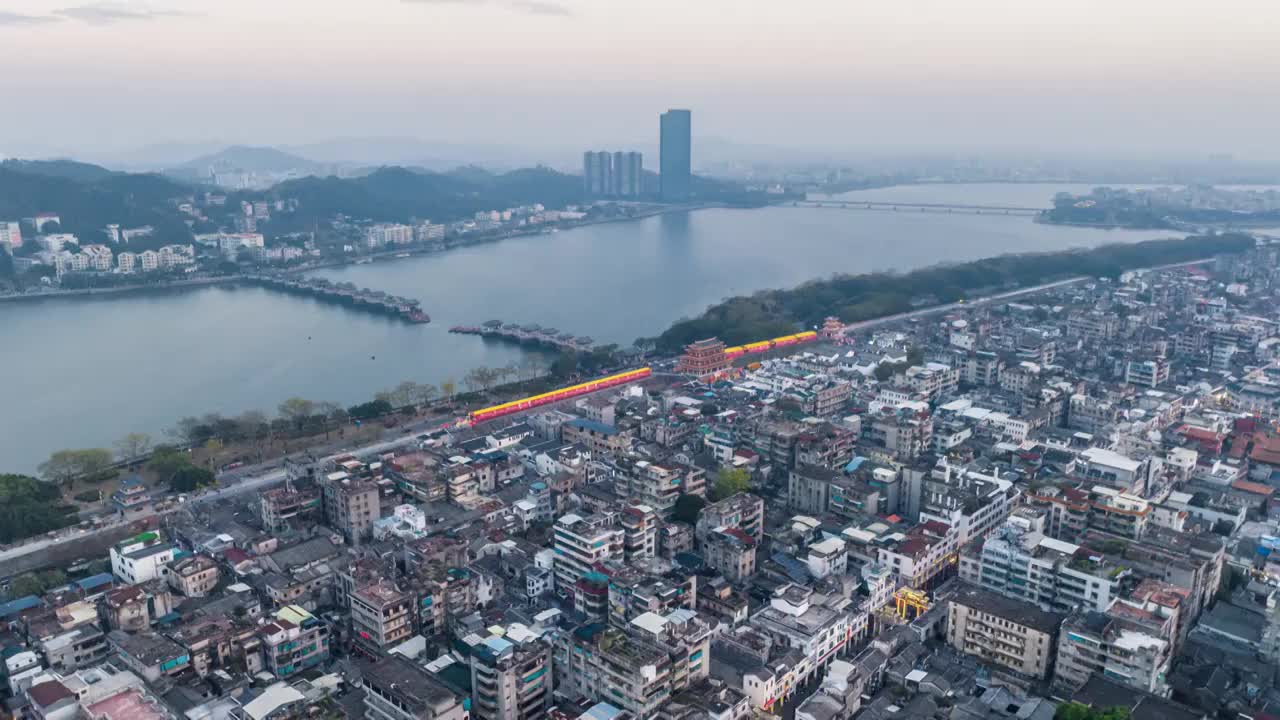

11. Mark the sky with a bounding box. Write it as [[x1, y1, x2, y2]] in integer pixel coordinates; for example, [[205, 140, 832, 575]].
[[1, 0, 1278, 163]]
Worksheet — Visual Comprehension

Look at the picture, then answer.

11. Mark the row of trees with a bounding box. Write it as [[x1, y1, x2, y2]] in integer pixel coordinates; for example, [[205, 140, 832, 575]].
[[656, 233, 1256, 352]]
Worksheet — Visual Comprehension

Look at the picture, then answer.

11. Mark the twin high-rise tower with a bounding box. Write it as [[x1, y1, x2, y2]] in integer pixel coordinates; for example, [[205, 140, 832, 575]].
[[583, 151, 643, 198]]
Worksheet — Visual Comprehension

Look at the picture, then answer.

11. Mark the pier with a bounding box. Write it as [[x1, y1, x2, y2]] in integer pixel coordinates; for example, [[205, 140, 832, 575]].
[[246, 275, 429, 324], [449, 320, 595, 351]]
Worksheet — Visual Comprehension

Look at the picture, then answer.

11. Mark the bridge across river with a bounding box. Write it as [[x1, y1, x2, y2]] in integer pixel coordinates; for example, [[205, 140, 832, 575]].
[[788, 200, 1043, 216]]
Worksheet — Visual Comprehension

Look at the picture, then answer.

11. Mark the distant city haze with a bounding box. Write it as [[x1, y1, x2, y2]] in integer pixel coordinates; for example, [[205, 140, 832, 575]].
[[1, 0, 1277, 164]]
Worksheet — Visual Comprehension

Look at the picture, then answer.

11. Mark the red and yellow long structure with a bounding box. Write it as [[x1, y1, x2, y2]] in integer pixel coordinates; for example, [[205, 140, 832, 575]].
[[724, 330, 817, 358], [465, 330, 818, 426], [468, 367, 652, 424]]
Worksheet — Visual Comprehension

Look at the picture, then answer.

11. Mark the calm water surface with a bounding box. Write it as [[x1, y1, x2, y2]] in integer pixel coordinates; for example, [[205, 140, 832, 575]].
[[0, 185, 1187, 472]]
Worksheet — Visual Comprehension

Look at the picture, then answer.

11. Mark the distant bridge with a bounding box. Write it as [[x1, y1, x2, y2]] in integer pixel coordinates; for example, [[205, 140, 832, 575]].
[[787, 200, 1043, 216]]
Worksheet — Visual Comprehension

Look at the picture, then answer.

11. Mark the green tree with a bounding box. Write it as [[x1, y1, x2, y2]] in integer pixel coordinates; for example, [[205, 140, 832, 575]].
[[441, 379, 458, 402], [0, 473, 77, 544], [549, 351, 578, 380], [169, 465, 214, 493], [278, 397, 315, 431], [38, 448, 114, 486], [114, 432, 152, 462], [149, 445, 192, 480], [37, 570, 66, 591], [7, 573, 46, 598], [712, 468, 751, 501], [672, 494, 707, 524]]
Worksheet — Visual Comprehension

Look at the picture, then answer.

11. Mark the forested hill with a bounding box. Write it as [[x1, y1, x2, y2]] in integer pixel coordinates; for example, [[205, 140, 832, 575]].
[[655, 233, 1256, 352], [261, 166, 585, 226], [0, 159, 118, 183], [0, 165, 196, 245]]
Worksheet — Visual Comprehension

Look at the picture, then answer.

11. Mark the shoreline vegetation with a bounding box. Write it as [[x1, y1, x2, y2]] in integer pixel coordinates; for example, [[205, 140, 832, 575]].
[[655, 233, 1256, 352]]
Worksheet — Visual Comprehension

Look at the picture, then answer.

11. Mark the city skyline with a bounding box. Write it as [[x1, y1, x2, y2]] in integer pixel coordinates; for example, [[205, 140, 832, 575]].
[[0, 0, 1278, 161]]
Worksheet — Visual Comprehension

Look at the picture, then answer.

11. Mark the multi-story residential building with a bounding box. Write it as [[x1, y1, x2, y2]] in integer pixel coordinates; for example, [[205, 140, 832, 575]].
[[557, 608, 711, 718], [80, 244, 113, 271], [116, 251, 136, 273], [258, 605, 330, 679], [1027, 486, 1152, 541], [614, 457, 684, 513], [107, 631, 190, 683], [103, 584, 173, 632], [468, 627, 554, 720], [259, 485, 322, 532], [1067, 311, 1121, 344], [1076, 447, 1154, 495], [703, 528, 757, 584], [320, 473, 380, 544], [1055, 610, 1171, 697], [947, 583, 1063, 681], [1125, 358, 1170, 388], [552, 512, 623, 592], [0, 221, 22, 250], [607, 569, 697, 628], [916, 460, 1016, 546], [583, 150, 613, 196], [349, 579, 414, 655], [794, 422, 856, 470], [138, 250, 160, 272], [110, 531, 176, 585], [619, 503, 658, 561], [363, 654, 469, 720], [167, 554, 219, 597], [959, 516, 1121, 615], [615, 151, 643, 197], [366, 223, 414, 248], [562, 418, 630, 457], [900, 363, 960, 401], [415, 222, 446, 243], [788, 465, 881, 519], [863, 407, 933, 462], [696, 493, 764, 545], [157, 244, 195, 269], [734, 585, 862, 712], [963, 350, 1004, 386]]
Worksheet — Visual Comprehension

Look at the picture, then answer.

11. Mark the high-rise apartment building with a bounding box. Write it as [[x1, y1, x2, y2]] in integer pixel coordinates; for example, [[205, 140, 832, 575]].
[[583, 151, 611, 196], [660, 109, 692, 201], [584, 150, 643, 198]]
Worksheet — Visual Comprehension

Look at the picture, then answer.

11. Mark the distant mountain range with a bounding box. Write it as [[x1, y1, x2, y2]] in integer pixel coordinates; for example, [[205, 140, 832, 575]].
[[174, 145, 326, 174], [0, 155, 590, 240]]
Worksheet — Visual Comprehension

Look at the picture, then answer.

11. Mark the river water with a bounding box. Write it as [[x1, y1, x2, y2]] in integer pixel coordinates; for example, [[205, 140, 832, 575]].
[[0, 183, 1187, 472]]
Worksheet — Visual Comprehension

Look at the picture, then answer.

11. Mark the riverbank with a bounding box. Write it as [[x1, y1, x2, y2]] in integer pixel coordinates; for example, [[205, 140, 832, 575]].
[[0, 201, 716, 305], [0, 275, 240, 303]]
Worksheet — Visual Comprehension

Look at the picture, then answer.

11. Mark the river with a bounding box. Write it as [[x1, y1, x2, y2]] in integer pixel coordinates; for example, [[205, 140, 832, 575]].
[[0, 183, 1188, 473]]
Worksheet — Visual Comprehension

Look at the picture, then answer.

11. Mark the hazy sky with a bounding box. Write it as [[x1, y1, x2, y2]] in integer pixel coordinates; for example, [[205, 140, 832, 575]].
[[2, 0, 1278, 162]]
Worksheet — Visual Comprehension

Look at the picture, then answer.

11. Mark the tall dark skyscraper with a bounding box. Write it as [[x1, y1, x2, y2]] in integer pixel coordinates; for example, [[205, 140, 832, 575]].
[[660, 109, 692, 202]]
